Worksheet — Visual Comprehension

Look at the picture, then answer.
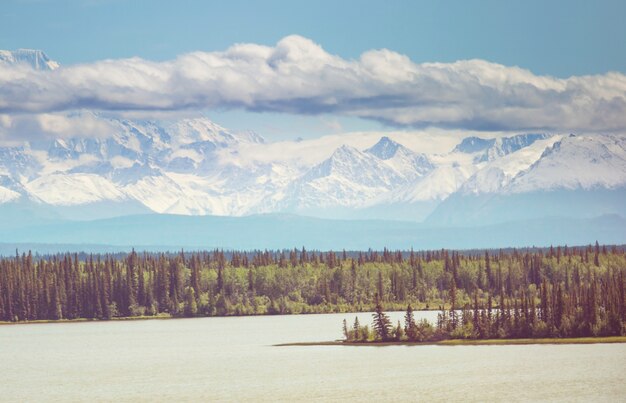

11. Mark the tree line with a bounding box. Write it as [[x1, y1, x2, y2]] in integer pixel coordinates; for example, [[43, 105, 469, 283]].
[[0, 244, 624, 333]]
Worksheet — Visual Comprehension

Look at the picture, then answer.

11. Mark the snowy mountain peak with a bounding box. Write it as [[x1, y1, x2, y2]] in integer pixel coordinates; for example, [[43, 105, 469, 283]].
[[314, 145, 369, 175], [453, 137, 494, 153], [508, 134, 626, 193], [0, 49, 59, 70], [365, 136, 434, 179], [477, 133, 551, 162], [301, 144, 403, 188], [365, 136, 401, 160], [452, 133, 553, 162], [276, 143, 409, 211]]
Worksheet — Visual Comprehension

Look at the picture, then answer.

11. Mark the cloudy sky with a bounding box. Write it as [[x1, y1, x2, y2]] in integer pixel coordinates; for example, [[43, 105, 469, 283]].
[[1, 0, 625, 141]]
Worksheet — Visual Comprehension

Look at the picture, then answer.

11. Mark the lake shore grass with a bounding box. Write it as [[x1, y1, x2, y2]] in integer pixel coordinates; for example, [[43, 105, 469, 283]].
[[0, 308, 442, 326], [0, 313, 174, 326], [275, 336, 626, 347]]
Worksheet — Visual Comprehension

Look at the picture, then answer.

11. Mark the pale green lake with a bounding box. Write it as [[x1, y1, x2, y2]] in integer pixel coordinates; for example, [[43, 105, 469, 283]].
[[1, 311, 625, 402]]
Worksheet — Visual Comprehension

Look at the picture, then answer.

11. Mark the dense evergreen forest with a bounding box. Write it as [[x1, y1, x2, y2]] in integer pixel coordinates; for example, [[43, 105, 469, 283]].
[[1, 244, 625, 339]]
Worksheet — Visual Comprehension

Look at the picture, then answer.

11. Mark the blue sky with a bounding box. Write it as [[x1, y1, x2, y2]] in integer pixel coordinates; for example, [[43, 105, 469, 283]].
[[3, 0, 625, 76], [1, 0, 625, 140]]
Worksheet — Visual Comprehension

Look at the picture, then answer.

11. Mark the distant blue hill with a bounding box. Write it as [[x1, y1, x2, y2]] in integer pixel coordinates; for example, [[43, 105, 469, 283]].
[[0, 213, 624, 252], [426, 188, 626, 226]]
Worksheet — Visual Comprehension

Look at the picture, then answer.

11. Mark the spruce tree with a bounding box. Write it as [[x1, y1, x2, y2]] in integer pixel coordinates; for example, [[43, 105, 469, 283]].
[[353, 316, 361, 340], [372, 300, 392, 341]]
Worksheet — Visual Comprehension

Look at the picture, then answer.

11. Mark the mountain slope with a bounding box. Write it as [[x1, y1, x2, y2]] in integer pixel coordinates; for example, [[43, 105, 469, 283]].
[[506, 134, 626, 192], [426, 134, 626, 225], [273, 145, 405, 212]]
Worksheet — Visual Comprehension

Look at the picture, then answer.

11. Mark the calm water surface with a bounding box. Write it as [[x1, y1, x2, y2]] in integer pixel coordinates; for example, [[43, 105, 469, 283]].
[[1, 312, 625, 402]]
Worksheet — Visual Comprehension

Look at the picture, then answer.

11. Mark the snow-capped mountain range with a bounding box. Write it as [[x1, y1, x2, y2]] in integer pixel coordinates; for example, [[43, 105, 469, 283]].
[[0, 49, 625, 227], [0, 112, 624, 225]]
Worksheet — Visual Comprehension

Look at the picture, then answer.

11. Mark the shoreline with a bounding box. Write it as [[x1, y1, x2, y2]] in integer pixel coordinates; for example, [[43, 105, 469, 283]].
[[0, 314, 175, 326], [0, 308, 436, 326], [275, 336, 626, 347]]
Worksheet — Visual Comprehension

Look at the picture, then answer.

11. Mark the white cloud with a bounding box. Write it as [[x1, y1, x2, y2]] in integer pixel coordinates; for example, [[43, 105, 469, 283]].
[[1, 35, 625, 132], [0, 111, 118, 141]]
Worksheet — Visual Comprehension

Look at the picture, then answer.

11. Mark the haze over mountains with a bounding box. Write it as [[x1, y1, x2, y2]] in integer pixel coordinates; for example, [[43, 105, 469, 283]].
[[1, 49, 625, 250]]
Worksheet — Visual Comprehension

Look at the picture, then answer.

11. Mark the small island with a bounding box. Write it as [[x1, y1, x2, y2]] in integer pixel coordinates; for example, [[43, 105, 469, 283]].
[[278, 300, 626, 347], [337, 294, 626, 345], [282, 258, 626, 346]]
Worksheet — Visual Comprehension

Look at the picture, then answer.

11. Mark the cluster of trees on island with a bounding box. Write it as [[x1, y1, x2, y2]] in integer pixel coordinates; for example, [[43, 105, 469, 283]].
[[0, 244, 624, 339]]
